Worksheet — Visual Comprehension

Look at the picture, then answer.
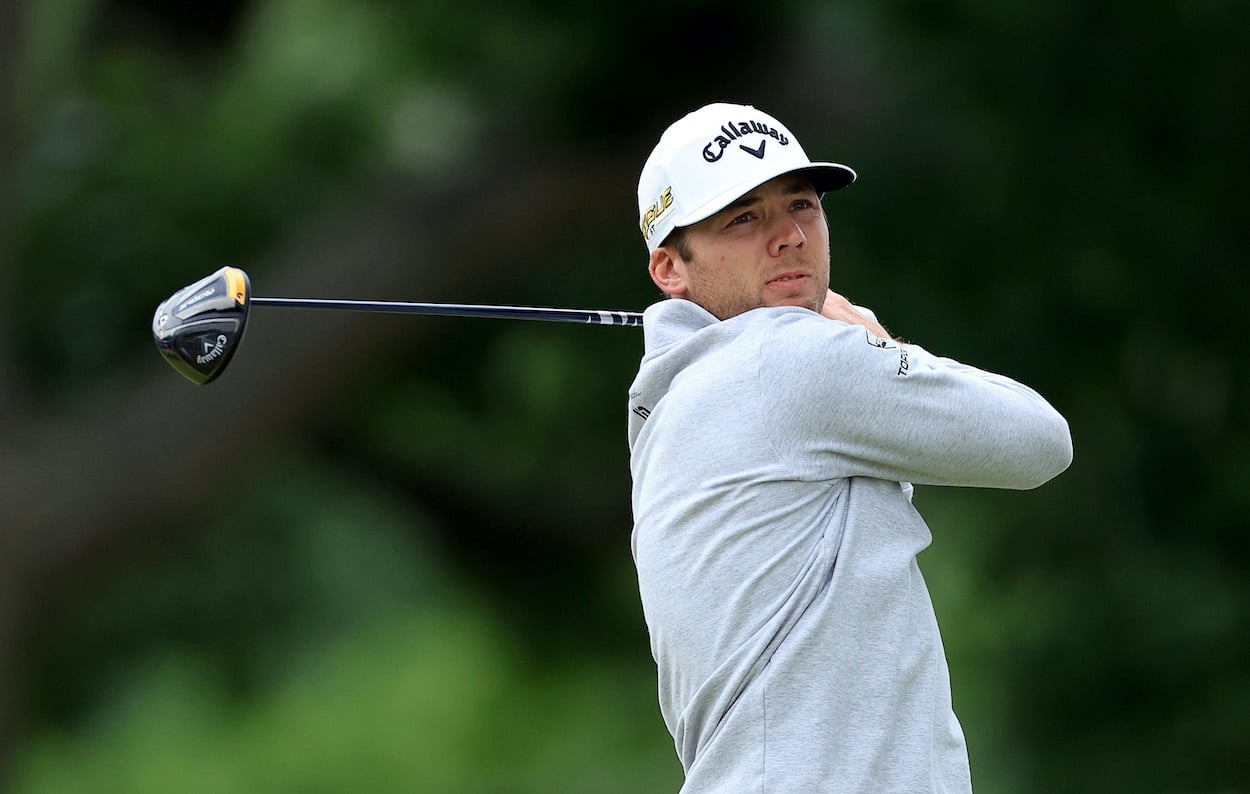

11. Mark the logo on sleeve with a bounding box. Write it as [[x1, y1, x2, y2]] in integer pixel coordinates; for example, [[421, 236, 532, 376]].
[[862, 331, 909, 376]]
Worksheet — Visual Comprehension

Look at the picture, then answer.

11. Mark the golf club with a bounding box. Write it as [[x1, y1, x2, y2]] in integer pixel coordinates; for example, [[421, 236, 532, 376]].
[[152, 266, 644, 385]]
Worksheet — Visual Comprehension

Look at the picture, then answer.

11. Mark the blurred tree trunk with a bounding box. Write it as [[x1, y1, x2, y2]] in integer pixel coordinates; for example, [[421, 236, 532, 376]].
[[0, 0, 24, 417], [0, 143, 637, 776], [0, 1, 27, 782]]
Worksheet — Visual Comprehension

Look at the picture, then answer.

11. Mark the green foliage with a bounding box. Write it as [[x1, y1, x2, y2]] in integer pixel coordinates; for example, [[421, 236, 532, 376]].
[[15, 612, 678, 793], [13, 455, 678, 792]]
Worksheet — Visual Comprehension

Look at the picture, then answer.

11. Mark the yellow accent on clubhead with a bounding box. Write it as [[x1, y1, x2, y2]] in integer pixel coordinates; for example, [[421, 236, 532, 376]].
[[223, 266, 249, 305]]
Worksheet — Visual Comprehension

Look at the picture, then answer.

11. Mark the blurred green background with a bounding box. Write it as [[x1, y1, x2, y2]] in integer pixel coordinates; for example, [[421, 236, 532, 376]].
[[1, 0, 1247, 791]]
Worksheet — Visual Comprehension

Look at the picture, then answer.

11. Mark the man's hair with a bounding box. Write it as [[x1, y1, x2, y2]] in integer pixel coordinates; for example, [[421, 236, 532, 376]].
[[661, 226, 694, 262]]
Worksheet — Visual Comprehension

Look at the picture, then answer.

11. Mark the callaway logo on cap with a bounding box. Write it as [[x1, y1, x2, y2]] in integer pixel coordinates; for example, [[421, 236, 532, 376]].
[[637, 102, 856, 252]]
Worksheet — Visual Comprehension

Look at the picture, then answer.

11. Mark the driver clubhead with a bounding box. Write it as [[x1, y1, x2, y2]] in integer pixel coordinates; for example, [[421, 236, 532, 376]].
[[152, 266, 250, 385]]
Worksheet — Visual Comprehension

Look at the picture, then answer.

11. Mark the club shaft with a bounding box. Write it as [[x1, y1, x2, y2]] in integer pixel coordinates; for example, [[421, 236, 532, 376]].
[[250, 296, 643, 326]]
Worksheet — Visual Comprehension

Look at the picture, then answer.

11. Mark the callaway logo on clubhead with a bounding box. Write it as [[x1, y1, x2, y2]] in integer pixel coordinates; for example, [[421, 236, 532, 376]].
[[151, 266, 250, 385], [197, 334, 229, 365]]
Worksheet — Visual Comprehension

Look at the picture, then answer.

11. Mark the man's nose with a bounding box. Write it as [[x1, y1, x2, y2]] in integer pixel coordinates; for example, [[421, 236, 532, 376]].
[[770, 219, 807, 256]]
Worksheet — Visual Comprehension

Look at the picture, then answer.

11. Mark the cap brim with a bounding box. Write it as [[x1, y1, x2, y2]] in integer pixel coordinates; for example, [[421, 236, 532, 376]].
[[671, 161, 857, 231], [798, 162, 857, 194]]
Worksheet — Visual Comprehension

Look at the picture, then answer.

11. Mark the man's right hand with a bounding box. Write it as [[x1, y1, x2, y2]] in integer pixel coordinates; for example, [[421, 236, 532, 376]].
[[819, 290, 895, 342]]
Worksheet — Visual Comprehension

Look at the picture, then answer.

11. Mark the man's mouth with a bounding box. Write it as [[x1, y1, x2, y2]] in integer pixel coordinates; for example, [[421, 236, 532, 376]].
[[766, 273, 808, 286]]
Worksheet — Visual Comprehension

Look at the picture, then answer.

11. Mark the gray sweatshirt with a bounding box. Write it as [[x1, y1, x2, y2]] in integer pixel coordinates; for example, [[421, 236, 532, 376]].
[[627, 299, 1072, 793]]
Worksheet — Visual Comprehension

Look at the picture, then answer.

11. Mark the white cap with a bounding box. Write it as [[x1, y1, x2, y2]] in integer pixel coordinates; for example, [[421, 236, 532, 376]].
[[637, 103, 856, 252]]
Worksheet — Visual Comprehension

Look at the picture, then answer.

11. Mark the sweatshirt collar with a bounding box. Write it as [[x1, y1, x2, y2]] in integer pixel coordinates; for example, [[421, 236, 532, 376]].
[[641, 299, 719, 353]]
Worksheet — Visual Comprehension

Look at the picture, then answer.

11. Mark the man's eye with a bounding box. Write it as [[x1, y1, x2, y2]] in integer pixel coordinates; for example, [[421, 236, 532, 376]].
[[729, 212, 752, 225], [792, 199, 813, 210]]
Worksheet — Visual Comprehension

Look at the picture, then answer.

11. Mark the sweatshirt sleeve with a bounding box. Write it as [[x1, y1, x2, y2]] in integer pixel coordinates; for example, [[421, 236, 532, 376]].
[[758, 314, 1073, 489]]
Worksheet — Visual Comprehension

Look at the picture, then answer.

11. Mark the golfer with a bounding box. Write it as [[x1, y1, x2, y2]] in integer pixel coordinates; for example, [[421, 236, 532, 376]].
[[627, 103, 1072, 792]]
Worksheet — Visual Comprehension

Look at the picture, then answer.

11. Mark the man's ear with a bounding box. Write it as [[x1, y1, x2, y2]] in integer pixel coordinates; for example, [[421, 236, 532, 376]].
[[648, 247, 688, 298]]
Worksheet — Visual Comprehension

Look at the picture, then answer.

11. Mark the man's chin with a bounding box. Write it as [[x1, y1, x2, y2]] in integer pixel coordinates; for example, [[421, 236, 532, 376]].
[[765, 294, 824, 314]]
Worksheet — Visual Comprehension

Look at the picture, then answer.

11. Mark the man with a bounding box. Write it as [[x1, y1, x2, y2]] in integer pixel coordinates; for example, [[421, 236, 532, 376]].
[[627, 103, 1073, 792]]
